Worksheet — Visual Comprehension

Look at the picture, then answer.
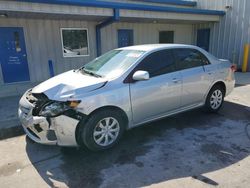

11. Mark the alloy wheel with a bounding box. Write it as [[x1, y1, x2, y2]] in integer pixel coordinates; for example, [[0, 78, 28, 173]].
[[210, 89, 223, 110], [93, 117, 120, 146]]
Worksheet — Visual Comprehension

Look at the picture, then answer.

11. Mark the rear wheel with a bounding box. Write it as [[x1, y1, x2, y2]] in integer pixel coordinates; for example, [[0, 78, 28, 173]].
[[80, 110, 126, 151], [205, 85, 225, 112]]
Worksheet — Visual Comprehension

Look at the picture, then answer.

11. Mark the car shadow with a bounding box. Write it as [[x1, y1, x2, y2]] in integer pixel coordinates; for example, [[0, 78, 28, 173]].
[[25, 101, 250, 187]]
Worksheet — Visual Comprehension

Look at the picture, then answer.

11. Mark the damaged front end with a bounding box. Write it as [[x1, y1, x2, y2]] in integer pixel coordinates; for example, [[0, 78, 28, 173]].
[[18, 89, 86, 146]]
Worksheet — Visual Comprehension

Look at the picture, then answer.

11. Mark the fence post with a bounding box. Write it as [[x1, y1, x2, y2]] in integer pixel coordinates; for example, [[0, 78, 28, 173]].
[[242, 44, 249, 72]]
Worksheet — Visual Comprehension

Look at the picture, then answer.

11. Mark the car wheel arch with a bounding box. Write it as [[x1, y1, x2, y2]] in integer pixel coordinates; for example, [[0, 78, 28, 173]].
[[211, 81, 226, 94], [75, 105, 129, 146], [204, 81, 226, 112], [204, 80, 226, 102]]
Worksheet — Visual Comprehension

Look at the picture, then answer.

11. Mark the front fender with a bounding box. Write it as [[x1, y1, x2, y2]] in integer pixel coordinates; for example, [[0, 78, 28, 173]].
[[76, 84, 132, 125]]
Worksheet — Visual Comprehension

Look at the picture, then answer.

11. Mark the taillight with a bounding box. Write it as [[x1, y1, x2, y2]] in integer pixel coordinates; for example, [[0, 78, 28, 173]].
[[230, 64, 237, 72]]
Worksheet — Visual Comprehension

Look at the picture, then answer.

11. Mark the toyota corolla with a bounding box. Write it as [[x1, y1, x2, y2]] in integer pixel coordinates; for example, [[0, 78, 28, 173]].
[[18, 44, 235, 151]]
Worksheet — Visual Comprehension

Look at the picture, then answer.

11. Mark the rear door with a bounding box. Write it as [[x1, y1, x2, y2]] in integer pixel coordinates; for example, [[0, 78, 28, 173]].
[[129, 49, 182, 124], [173, 48, 210, 107]]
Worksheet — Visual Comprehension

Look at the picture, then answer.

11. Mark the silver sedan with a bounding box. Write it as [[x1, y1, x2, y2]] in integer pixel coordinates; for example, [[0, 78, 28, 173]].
[[18, 44, 235, 151]]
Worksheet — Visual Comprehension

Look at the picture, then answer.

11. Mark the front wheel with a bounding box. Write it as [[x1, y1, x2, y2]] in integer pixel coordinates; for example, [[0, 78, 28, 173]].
[[80, 110, 126, 151], [205, 85, 225, 112]]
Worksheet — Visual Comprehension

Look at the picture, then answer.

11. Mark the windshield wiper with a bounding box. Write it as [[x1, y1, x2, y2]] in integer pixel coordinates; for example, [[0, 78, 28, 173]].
[[81, 68, 103, 78]]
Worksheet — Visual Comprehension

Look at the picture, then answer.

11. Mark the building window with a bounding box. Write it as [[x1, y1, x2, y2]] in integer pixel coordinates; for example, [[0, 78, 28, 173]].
[[159, 31, 174, 43], [61, 28, 89, 57]]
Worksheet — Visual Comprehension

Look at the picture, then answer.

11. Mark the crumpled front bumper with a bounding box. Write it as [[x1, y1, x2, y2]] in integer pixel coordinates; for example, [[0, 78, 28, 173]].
[[18, 91, 80, 146], [18, 108, 57, 144]]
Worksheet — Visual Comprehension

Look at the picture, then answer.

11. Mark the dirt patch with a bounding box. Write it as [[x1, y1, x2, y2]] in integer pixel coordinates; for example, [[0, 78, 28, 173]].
[[0, 162, 23, 177]]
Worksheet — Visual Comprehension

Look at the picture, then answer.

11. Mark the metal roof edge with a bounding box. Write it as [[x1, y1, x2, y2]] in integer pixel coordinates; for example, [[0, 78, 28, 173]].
[[16, 0, 226, 16], [136, 0, 197, 7]]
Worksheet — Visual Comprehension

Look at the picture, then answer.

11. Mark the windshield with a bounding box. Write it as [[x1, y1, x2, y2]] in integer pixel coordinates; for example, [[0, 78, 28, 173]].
[[82, 49, 145, 78]]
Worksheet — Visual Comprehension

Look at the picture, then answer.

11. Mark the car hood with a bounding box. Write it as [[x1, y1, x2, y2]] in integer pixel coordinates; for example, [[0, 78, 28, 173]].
[[32, 70, 107, 101]]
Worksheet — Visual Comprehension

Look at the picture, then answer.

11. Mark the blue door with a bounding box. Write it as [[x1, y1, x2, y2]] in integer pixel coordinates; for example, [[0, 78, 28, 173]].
[[0, 27, 30, 83], [118, 29, 133, 48], [197, 28, 210, 52]]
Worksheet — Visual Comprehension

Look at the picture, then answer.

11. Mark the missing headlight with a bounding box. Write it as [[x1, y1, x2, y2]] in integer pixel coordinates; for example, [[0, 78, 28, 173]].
[[39, 102, 70, 117], [39, 100, 81, 117]]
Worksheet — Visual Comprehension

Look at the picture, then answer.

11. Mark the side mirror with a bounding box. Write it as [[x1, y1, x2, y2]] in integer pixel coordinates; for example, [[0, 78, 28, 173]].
[[132, 70, 149, 81]]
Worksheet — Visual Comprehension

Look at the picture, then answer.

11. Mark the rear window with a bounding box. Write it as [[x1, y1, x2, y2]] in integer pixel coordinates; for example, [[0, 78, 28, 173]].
[[173, 48, 209, 70]]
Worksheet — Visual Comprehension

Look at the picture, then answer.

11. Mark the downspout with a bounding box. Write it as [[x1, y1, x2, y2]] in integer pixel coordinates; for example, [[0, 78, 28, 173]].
[[96, 9, 120, 56]]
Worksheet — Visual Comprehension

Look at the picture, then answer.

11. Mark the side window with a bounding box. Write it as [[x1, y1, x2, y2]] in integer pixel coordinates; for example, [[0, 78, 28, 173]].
[[174, 48, 209, 70], [137, 50, 176, 77]]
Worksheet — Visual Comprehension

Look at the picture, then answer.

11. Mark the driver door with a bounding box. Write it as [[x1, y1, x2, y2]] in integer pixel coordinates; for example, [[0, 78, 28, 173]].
[[128, 49, 182, 125]]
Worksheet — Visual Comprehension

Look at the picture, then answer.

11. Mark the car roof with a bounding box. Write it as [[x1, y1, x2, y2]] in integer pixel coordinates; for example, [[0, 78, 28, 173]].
[[118, 44, 200, 52]]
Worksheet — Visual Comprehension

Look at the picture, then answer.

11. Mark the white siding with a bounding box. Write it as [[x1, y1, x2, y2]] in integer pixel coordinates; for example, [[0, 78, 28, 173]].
[[0, 0, 203, 97], [0, 18, 97, 97], [0, 1, 113, 17], [0, 18, 195, 97], [120, 9, 220, 22], [101, 22, 194, 54]]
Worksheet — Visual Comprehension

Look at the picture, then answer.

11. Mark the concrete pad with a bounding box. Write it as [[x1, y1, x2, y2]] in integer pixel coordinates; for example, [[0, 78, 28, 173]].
[[0, 95, 23, 140], [0, 96, 20, 124]]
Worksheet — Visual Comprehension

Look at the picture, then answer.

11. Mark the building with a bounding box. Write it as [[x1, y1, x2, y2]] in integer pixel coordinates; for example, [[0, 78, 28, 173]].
[[0, 0, 244, 98], [195, 0, 250, 69]]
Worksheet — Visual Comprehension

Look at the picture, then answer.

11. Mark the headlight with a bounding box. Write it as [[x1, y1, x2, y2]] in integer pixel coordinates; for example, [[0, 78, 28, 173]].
[[39, 100, 80, 117]]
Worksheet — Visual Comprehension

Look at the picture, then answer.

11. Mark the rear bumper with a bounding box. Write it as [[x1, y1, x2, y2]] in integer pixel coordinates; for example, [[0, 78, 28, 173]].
[[18, 91, 80, 146]]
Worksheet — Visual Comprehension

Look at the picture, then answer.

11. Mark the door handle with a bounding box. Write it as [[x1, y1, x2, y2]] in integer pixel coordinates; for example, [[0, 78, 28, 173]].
[[172, 78, 180, 83]]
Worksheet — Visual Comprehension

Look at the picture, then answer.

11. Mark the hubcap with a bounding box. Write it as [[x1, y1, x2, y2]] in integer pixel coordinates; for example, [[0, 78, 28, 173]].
[[210, 89, 223, 109], [93, 117, 120, 146]]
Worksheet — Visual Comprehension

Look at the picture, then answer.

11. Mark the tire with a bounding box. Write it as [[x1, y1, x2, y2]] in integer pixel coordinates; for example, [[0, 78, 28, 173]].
[[80, 109, 126, 151], [205, 85, 225, 113]]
